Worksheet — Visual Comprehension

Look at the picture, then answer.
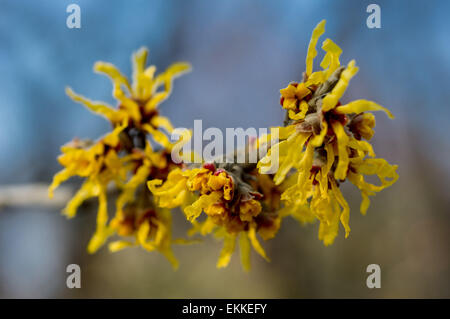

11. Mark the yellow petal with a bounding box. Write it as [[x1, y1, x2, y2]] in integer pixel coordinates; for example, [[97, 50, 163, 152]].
[[216, 233, 237, 268], [353, 158, 399, 191], [87, 185, 112, 254], [142, 124, 173, 150], [348, 138, 375, 157], [306, 20, 326, 76], [288, 100, 309, 120], [150, 115, 174, 133], [184, 191, 222, 222], [239, 232, 251, 272], [112, 83, 141, 122], [321, 60, 359, 112], [248, 225, 270, 262], [273, 132, 309, 185], [66, 87, 124, 123], [318, 195, 341, 245], [280, 202, 315, 224], [48, 168, 74, 198], [305, 71, 326, 86], [360, 191, 371, 215], [132, 47, 149, 99], [292, 140, 315, 203], [137, 220, 151, 245], [144, 91, 169, 112], [165, 62, 192, 77], [103, 119, 127, 147], [282, 97, 298, 110], [320, 38, 342, 77], [161, 248, 179, 270], [310, 119, 328, 147], [278, 125, 296, 139], [330, 179, 351, 238], [87, 227, 113, 254], [331, 121, 350, 180], [62, 179, 97, 218], [280, 84, 297, 98], [96, 186, 109, 228], [157, 62, 192, 92], [147, 62, 191, 107], [94, 61, 132, 92], [335, 99, 394, 119], [108, 240, 134, 252], [116, 165, 150, 217]]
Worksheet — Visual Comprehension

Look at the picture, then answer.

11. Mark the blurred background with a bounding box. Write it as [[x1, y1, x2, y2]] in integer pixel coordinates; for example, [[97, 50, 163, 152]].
[[0, 0, 449, 298]]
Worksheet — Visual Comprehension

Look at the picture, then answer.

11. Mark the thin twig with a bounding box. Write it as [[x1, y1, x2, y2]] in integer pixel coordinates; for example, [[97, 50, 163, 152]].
[[0, 183, 73, 210]]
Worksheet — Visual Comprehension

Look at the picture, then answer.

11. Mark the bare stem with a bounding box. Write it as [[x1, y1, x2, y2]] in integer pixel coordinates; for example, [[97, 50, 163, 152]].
[[0, 183, 73, 210]]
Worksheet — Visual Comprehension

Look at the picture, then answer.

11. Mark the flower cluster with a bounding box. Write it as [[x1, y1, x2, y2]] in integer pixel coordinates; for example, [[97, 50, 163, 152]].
[[50, 20, 398, 270], [148, 162, 281, 270], [259, 20, 398, 245], [49, 47, 191, 268]]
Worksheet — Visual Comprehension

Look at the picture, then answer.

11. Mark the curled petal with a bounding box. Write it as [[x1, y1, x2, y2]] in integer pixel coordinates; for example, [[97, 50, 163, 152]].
[[239, 232, 251, 272], [142, 124, 173, 150], [288, 101, 309, 120], [103, 119, 127, 147], [132, 47, 149, 99], [94, 61, 131, 92], [321, 60, 359, 111], [310, 119, 328, 147], [321, 38, 342, 78], [150, 115, 174, 133], [348, 138, 375, 157], [335, 99, 394, 119], [62, 179, 97, 218], [144, 91, 168, 112], [331, 121, 350, 180], [48, 168, 74, 198], [184, 191, 222, 222], [330, 179, 351, 238], [87, 186, 113, 253], [66, 87, 125, 123], [318, 195, 341, 246], [305, 71, 326, 86], [112, 83, 141, 122], [108, 240, 134, 252], [248, 225, 270, 262], [347, 172, 373, 215], [116, 165, 150, 217]]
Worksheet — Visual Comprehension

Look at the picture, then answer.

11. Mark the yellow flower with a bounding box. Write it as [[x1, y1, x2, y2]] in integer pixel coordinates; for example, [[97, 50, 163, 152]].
[[280, 82, 311, 111], [48, 120, 127, 199], [65, 47, 191, 150], [149, 163, 281, 271], [258, 20, 398, 245], [50, 48, 191, 264], [108, 208, 182, 269], [48, 122, 130, 253]]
